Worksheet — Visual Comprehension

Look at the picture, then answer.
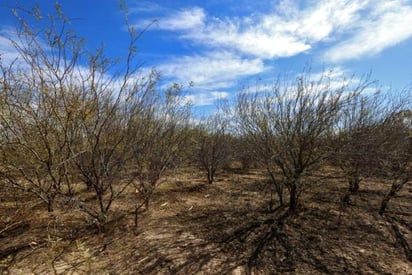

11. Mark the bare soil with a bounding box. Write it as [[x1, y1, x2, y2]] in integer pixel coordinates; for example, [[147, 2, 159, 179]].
[[1, 168, 411, 274]]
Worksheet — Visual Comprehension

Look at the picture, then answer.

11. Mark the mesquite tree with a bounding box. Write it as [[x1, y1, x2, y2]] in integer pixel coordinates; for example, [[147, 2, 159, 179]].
[[237, 71, 355, 212], [130, 84, 191, 227], [237, 91, 286, 207], [379, 109, 412, 215], [195, 110, 232, 184], [0, 4, 84, 212], [332, 89, 391, 203], [0, 3, 174, 231]]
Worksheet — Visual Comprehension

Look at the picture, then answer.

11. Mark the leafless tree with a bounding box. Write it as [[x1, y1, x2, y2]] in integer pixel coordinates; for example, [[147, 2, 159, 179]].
[[130, 84, 191, 226], [379, 108, 412, 215], [331, 88, 392, 203], [0, 4, 84, 212], [236, 70, 361, 212], [237, 90, 285, 207], [0, 4, 169, 231], [65, 67, 160, 229], [330, 83, 410, 205], [232, 134, 258, 170], [195, 107, 232, 185]]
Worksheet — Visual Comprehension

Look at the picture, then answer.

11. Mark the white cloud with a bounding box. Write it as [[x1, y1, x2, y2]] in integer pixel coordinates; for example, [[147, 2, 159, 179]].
[[154, 51, 265, 106], [130, 0, 412, 107], [325, 0, 412, 62], [148, 1, 369, 59], [181, 91, 229, 106], [157, 51, 266, 90], [0, 27, 56, 67], [307, 67, 349, 83], [147, 7, 205, 31], [0, 30, 20, 64], [145, 0, 412, 62], [294, 0, 368, 41], [187, 20, 312, 59], [194, 0, 369, 59]]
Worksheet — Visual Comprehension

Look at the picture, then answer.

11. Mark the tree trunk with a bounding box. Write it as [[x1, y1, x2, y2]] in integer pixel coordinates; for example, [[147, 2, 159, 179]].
[[47, 200, 54, 212], [47, 195, 54, 212], [134, 205, 139, 227], [268, 170, 284, 207], [349, 176, 360, 193], [276, 183, 284, 207], [143, 185, 153, 211], [288, 183, 298, 213], [379, 195, 391, 216], [379, 178, 408, 215], [96, 212, 107, 233], [342, 175, 361, 205], [342, 191, 351, 205], [207, 168, 214, 184]]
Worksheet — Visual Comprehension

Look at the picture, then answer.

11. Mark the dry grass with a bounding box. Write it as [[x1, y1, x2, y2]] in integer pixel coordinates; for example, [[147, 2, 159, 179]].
[[1, 168, 411, 274]]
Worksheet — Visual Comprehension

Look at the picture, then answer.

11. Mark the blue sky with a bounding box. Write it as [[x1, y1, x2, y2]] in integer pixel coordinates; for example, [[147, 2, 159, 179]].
[[1, 0, 412, 113]]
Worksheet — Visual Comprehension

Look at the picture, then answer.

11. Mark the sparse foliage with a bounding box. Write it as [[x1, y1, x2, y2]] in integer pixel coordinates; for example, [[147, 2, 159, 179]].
[[130, 84, 191, 226], [331, 87, 391, 203], [1, 3, 412, 272], [0, 4, 85, 212], [194, 108, 232, 184], [379, 108, 412, 215], [0, 3, 187, 231], [237, 70, 360, 212]]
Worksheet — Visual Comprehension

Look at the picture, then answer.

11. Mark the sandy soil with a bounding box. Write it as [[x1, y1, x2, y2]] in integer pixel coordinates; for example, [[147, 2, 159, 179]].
[[1, 168, 411, 274]]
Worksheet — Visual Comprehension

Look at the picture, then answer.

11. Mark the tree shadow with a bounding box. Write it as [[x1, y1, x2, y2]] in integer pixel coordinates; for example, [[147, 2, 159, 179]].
[[162, 195, 404, 274], [385, 215, 412, 262]]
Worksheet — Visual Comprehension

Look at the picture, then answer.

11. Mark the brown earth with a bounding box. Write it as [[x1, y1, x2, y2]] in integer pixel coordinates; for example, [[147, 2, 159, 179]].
[[1, 168, 411, 274]]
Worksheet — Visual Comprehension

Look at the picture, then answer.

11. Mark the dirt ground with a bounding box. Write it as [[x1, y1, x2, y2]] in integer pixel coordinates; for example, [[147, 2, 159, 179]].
[[1, 168, 411, 274]]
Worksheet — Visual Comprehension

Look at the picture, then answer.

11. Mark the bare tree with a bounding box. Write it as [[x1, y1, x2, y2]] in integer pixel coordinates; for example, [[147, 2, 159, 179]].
[[61, 27, 165, 230], [130, 84, 191, 226], [232, 134, 258, 170], [0, 4, 84, 212], [379, 108, 412, 215], [0, 3, 165, 231], [329, 83, 410, 205], [332, 88, 391, 203], [237, 91, 285, 207], [66, 68, 159, 229], [195, 108, 232, 185], [0, 75, 69, 212], [237, 70, 360, 213]]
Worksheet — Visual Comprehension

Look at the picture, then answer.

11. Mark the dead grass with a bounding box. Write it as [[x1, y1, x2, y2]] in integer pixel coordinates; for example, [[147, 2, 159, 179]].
[[1, 168, 411, 274]]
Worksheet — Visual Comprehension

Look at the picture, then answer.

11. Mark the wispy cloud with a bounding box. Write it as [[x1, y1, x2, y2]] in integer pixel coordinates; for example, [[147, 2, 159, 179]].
[[183, 0, 369, 59], [154, 51, 266, 106], [142, 7, 205, 31], [157, 51, 266, 90], [164, 7, 205, 31], [325, 0, 412, 62], [180, 91, 229, 106], [145, 1, 367, 59], [134, 0, 412, 105], [0, 29, 20, 64], [145, 0, 412, 62]]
